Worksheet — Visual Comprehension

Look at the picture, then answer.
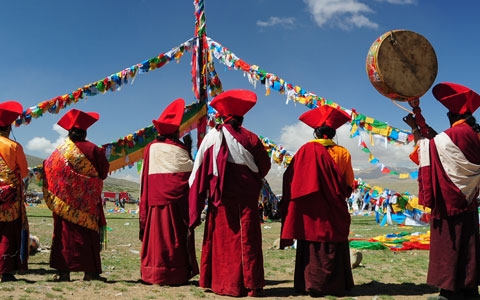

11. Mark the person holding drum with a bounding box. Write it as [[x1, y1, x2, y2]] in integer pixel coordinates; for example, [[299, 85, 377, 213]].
[[280, 105, 355, 297], [404, 83, 480, 300]]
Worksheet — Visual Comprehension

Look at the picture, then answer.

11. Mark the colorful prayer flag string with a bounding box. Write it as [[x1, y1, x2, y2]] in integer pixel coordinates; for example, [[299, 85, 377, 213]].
[[206, 38, 413, 145], [352, 124, 419, 180], [259, 136, 293, 166], [15, 38, 195, 127]]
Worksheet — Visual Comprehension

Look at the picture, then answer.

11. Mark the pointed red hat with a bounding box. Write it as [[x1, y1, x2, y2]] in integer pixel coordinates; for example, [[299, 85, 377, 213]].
[[432, 82, 480, 114], [0, 101, 23, 126], [299, 105, 351, 130], [210, 89, 257, 117], [57, 109, 99, 131], [152, 98, 185, 135]]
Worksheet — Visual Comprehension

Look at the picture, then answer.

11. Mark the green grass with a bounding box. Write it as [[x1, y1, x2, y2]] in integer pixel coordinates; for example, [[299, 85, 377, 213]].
[[0, 204, 438, 299], [189, 286, 206, 298]]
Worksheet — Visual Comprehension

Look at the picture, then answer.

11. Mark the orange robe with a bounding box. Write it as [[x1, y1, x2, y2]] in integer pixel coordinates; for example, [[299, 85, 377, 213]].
[[0, 136, 28, 274]]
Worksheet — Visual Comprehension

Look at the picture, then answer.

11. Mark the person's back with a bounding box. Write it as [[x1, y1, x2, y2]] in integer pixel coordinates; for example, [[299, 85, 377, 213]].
[[189, 89, 271, 297], [0, 101, 29, 282], [139, 98, 198, 286], [280, 105, 355, 297], [404, 82, 480, 299], [44, 109, 109, 282], [221, 124, 270, 204]]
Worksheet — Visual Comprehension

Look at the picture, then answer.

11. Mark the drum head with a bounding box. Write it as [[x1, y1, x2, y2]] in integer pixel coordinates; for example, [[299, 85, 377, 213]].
[[371, 30, 438, 101]]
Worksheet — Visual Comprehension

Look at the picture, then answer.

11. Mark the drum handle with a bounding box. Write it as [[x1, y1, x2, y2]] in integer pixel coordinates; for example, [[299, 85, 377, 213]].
[[390, 99, 413, 114], [408, 99, 434, 139]]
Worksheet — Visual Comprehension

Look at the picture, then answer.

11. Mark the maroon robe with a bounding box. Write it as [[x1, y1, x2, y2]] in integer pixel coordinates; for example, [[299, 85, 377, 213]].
[[417, 123, 480, 291], [49, 140, 109, 274], [139, 139, 198, 285], [189, 124, 271, 296], [0, 219, 24, 274], [281, 141, 354, 295]]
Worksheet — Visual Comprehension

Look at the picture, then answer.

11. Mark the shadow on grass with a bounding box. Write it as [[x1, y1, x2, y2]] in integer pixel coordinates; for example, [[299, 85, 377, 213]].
[[264, 280, 437, 298], [28, 261, 50, 265], [264, 279, 302, 297], [350, 281, 437, 297], [103, 279, 200, 287], [24, 268, 57, 276]]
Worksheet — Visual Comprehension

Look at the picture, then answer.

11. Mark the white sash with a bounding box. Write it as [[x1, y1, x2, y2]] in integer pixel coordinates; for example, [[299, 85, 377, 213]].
[[148, 142, 193, 175], [434, 132, 480, 204]]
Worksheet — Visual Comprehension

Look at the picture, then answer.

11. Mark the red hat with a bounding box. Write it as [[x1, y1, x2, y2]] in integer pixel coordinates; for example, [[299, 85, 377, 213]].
[[152, 98, 185, 135], [57, 109, 99, 131], [0, 101, 23, 126], [432, 82, 480, 114], [299, 105, 351, 130], [210, 89, 257, 117]]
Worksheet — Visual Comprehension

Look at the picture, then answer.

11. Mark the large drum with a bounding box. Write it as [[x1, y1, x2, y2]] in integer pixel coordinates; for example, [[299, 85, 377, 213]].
[[366, 30, 438, 102]]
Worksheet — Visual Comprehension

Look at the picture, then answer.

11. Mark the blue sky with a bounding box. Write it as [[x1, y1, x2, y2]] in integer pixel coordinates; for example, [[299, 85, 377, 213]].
[[1, 0, 479, 181]]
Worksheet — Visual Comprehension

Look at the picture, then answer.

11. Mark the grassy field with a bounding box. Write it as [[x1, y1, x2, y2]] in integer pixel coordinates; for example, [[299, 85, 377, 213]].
[[0, 204, 440, 300]]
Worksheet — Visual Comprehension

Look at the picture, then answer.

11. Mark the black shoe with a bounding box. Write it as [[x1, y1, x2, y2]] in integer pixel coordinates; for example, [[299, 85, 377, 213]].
[[1, 273, 17, 282], [437, 288, 465, 300], [464, 287, 480, 299]]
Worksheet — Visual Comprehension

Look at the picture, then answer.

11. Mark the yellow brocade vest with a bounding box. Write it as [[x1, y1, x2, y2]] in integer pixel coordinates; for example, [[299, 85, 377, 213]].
[[0, 154, 22, 222], [43, 139, 104, 232]]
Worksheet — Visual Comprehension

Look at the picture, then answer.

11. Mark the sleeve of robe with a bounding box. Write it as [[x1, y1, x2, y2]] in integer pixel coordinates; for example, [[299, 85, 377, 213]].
[[139, 143, 152, 240], [279, 159, 295, 249], [94, 146, 110, 180], [252, 135, 271, 179], [15, 143, 29, 179]]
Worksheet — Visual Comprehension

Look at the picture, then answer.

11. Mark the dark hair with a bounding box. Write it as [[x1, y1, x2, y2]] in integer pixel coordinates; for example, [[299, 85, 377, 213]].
[[448, 112, 480, 133], [314, 125, 336, 139], [0, 125, 10, 133], [68, 127, 87, 142], [156, 130, 180, 143], [223, 115, 244, 131]]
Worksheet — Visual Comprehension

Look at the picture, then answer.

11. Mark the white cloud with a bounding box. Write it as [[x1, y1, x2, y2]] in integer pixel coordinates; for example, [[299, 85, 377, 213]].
[[26, 124, 67, 156], [278, 121, 417, 169], [256, 16, 295, 27], [304, 0, 378, 30]]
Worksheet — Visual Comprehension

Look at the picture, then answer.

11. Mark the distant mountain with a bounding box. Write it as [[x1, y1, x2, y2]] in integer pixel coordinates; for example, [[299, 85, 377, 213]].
[[265, 166, 419, 196], [26, 154, 45, 168], [25, 153, 140, 198], [355, 167, 419, 195], [103, 177, 140, 199]]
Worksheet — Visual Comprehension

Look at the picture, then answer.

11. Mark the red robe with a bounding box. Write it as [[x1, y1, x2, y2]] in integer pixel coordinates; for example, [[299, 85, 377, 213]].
[[49, 140, 109, 274], [139, 139, 198, 285], [281, 141, 354, 295], [415, 122, 480, 291], [189, 124, 271, 296]]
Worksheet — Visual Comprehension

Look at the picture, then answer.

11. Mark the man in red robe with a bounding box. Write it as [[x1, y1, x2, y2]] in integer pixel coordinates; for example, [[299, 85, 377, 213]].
[[0, 101, 29, 282], [189, 89, 271, 297], [44, 109, 109, 281], [139, 98, 198, 285], [405, 83, 480, 300], [280, 105, 354, 296]]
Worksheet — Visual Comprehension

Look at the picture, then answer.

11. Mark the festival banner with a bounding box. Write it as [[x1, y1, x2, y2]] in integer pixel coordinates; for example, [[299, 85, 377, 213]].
[[104, 101, 207, 173]]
